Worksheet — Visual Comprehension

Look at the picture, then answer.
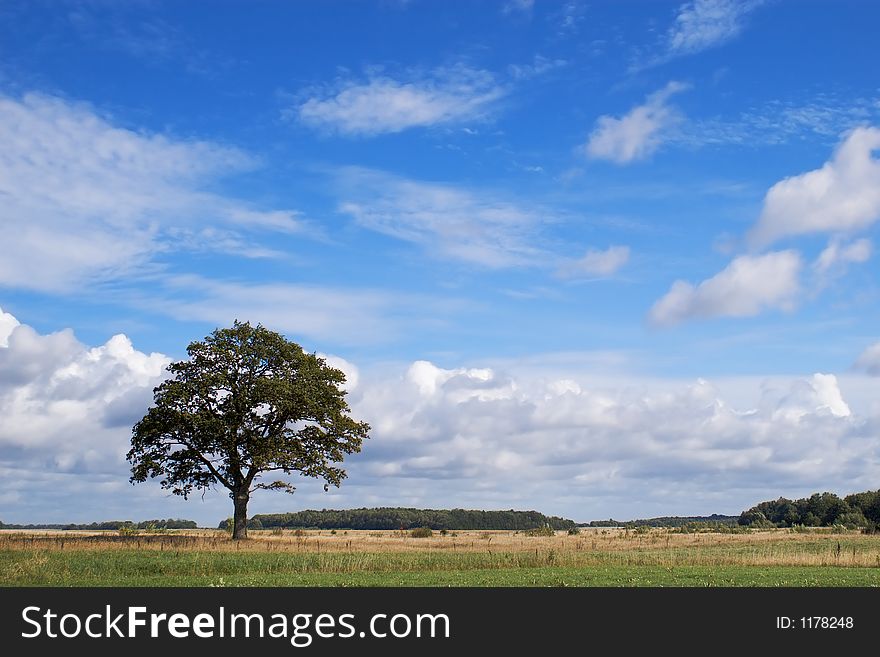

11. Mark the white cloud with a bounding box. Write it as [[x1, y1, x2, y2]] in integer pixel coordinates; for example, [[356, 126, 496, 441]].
[[678, 95, 880, 148], [143, 274, 440, 346], [0, 92, 310, 293], [337, 168, 548, 268], [295, 66, 505, 136], [316, 353, 360, 392], [0, 309, 370, 524], [770, 373, 850, 421], [649, 251, 802, 326], [749, 127, 880, 248], [557, 246, 630, 278], [667, 0, 763, 56], [341, 359, 878, 519], [3, 309, 880, 523], [0, 307, 20, 347], [586, 82, 688, 164], [0, 309, 169, 481], [855, 342, 880, 376], [814, 237, 872, 275]]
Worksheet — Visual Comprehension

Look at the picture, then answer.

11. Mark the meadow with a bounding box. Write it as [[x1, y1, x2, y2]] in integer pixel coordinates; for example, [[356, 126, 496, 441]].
[[2, 527, 879, 586]]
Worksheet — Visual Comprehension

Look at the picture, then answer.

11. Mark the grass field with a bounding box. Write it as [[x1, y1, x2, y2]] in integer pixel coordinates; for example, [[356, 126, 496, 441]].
[[2, 527, 879, 586]]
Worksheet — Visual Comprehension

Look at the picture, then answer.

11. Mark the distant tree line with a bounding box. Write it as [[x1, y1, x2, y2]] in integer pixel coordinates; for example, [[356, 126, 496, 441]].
[[585, 515, 738, 528], [0, 518, 198, 530], [218, 508, 576, 531], [738, 490, 880, 529]]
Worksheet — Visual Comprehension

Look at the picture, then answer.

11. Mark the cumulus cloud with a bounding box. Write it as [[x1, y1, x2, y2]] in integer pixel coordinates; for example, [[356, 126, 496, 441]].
[[0, 307, 19, 347], [316, 353, 360, 392], [0, 92, 310, 292], [295, 66, 505, 136], [3, 309, 880, 523], [666, 0, 764, 56], [0, 309, 371, 523], [557, 246, 630, 278], [341, 359, 878, 519], [749, 127, 880, 248], [649, 251, 802, 326], [337, 168, 548, 268], [0, 317, 169, 456], [586, 82, 688, 164], [770, 373, 851, 421]]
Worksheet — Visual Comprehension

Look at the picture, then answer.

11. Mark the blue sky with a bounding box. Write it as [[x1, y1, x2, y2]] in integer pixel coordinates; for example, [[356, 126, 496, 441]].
[[2, 0, 880, 525]]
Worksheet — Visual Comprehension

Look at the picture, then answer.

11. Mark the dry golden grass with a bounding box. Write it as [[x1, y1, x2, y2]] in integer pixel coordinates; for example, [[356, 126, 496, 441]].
[[3, 527, 880, 568]]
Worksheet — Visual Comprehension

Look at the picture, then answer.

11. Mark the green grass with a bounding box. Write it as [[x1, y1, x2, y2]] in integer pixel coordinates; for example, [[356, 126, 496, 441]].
[[3, 549, 879, 586]]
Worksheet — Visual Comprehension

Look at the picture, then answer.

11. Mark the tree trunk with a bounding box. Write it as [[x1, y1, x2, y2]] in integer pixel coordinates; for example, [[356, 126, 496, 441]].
[[232, 490, 250, 540]]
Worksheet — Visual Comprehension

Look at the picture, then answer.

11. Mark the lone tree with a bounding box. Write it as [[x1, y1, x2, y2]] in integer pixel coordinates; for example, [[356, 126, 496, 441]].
[[127, 321, 370, 539]]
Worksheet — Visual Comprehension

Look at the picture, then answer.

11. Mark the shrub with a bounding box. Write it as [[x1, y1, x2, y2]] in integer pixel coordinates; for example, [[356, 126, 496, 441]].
[[567, 527, 581, 535], [410, 526, 433, 538], [738, 510, 774, 528], [836, 511, 868, 529], [524, 525, 555, 537]]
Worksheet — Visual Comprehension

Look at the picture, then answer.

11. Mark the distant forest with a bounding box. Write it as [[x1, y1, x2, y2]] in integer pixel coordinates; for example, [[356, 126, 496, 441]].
[[221, 508, 576, 531], [585, 515, 738, 528], [0, 518, 197, 530], [737, 490, 880, 529], [6, 490, 878, 532]]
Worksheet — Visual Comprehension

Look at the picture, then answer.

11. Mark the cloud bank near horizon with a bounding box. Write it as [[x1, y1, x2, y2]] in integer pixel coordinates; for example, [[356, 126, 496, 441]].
[[2, 308, 878, 524]]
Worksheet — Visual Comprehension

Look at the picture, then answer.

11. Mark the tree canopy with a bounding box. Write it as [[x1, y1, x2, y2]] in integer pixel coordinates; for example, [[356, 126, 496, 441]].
[[127, 321, 370, 539], [220, 507, 576, 531], [738, 490, 880, 530]]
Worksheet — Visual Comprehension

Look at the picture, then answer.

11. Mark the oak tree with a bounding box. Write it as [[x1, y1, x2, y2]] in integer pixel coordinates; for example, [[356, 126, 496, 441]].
[[127, 321, 369, 539]]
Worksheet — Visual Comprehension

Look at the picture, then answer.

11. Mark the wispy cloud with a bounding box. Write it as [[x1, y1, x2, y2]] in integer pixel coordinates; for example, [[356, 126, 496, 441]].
[[503, 0, 534, 16], [293, 65, 506, 136], [649, 251, 802, 326], [0, 92, 313, 292], [67, 8, 222, 76], [336, 168, 551, 268], [551, 1, 586, 38], [557, 246, 630, 279], [586, 82, 689, 164], [668, 0, 763, 56], [507, 55, 567, 80], [855, 342, 880, 376], [675, 94, 880, 148], [140, 275, 448, 347], [813, 237, 872, 277], [634, 0, 764, 70]]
